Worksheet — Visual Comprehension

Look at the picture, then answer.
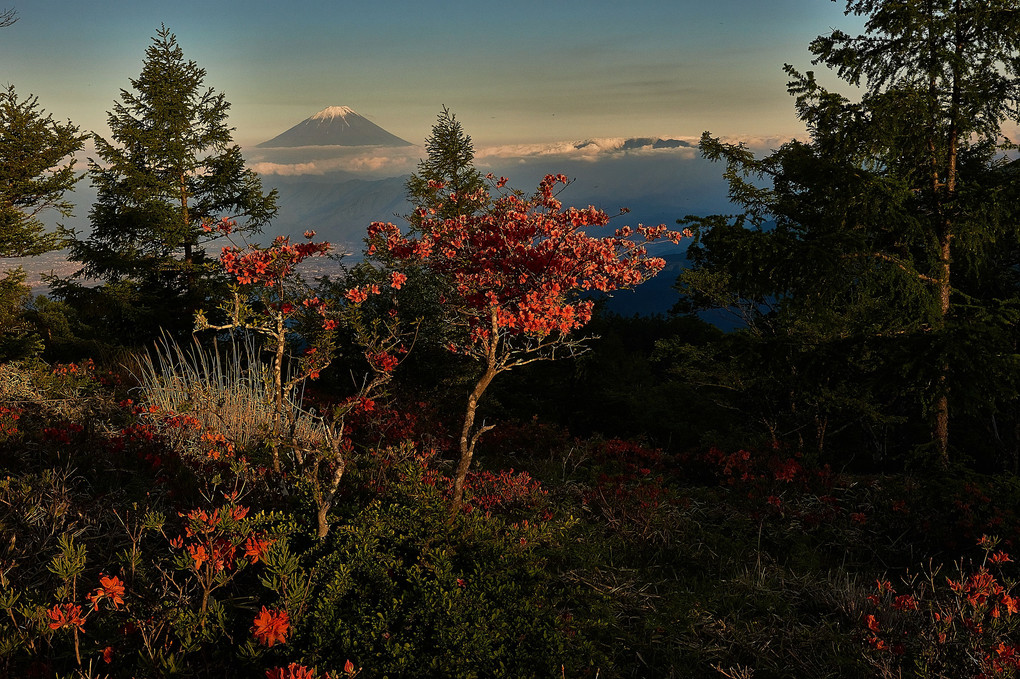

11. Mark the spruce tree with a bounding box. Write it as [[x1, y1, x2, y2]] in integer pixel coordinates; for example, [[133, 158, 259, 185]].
[[0, 85, 86, 360], [405, 106, 485, 225], [0, 85, 85, 260], [61, 26, 277, 343], [675, 0, 1020, 467]]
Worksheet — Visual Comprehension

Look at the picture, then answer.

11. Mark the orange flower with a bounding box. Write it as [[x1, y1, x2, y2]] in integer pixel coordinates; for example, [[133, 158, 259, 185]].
[[253, 606, 289, 647], [188, 544, 208, 569], [245, 535, 274, 564], [265, 663, 316, 679], [47, 603, 86, 632], [89, 575, 126, 610], [892, 594, 917, 611]]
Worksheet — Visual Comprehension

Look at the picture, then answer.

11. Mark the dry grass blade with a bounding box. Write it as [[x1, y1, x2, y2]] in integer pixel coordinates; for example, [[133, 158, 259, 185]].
[[131, 335, 325, 452]]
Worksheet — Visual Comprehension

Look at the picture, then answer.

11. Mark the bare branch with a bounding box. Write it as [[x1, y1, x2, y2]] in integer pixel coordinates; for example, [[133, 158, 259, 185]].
[[843, 251, 939, 284], [0, 8, 17, 29]]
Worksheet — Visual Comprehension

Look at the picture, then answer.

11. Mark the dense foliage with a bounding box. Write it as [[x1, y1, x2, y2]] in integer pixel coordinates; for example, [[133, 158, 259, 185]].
[[0, 85, 86, 361]]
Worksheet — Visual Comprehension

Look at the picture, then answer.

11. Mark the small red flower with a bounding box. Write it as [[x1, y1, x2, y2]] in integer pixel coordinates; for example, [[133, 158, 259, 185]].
[[989, 550, 1012, 565], [345, 288, 368, 304], [265, 663, 316, 679], [47, 603, 86, 632], [245, 536, 274, 564], [892, 594, 917, 611], [253, 606, 289, 647]]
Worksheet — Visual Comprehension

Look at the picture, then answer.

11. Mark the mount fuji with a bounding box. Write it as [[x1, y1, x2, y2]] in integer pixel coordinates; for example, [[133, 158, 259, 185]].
[[257, 106, 413, 148]]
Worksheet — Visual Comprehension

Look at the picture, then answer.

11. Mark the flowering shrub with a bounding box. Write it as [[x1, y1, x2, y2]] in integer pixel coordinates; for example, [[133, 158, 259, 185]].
[[0, 403, 20, 441], [863, 537, 1020, 678], [189, 219, 411, 537], [265, 661, 358, 679]]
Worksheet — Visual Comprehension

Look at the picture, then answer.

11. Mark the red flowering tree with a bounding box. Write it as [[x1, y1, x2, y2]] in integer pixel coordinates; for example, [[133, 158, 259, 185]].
[[366, 173, 689, 510], [196, 220, 407, 537]]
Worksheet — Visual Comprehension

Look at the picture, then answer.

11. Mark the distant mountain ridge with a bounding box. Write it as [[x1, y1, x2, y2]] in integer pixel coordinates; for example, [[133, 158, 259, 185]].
[[257, 106, 413, 148]]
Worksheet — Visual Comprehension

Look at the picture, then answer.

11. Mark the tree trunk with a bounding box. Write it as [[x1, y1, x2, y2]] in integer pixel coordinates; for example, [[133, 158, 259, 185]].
[[931, 1, 961, 469], [181, 172, 194, 304], [934, 234, 951, 468], [451, 365, 497, 513], [451, 311, 501, 514]]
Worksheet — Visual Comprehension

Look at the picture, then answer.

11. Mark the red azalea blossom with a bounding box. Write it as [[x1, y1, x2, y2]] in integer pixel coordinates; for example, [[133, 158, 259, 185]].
[[892, 594, 917, 611], [188, 544, 209, 570], [989, 550, 1012, 565], [47, 603, 85, 632], [245, 535, 275, 563], [89, 575, 126, 609], [265, 663, 317, 679], [253, 606, 289, 647], [367, 351, 399, 373], [345, 287, 368, 304]]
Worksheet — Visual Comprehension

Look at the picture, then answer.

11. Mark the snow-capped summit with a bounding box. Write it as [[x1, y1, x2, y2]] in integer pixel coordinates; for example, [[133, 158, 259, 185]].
[[310, 105, 356, 121], [257, 106, 412, 148]]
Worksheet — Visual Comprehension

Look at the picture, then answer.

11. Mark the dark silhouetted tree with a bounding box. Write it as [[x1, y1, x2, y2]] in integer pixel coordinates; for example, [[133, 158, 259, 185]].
[[674, 0, 1020, 467], [405, 106, 486, 226]]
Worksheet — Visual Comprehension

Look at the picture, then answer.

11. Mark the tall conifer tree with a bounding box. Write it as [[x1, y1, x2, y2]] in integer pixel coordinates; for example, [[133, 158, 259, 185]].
[[676, 0, 1020, 467], [405, 106, 485, 226], [61, 26, 277, 343], [0, 85, 85, 260]]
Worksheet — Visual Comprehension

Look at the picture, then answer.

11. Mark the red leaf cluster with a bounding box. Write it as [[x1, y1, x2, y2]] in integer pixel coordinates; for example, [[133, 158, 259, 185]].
[[367, 174, 689, 345]]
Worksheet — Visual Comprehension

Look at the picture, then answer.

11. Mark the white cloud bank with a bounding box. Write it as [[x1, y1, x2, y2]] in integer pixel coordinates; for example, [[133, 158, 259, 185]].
[[245, 133, 793, 178]]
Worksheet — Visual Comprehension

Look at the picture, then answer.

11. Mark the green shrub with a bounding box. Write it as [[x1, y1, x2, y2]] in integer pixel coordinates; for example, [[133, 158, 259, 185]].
[[300, 457, 606, 678]]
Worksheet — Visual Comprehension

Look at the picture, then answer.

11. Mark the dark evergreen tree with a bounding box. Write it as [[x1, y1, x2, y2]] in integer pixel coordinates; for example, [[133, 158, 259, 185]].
[[671, 0, 1020, 468], [405, 106, 485, 226], [0, 85, 85, 259], [59, 26, 277, 344], [0, 85, 86, 360]]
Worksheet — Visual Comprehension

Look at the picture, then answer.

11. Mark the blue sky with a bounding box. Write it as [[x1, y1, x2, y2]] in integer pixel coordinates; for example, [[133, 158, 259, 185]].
[[2, 0, 862, 148]]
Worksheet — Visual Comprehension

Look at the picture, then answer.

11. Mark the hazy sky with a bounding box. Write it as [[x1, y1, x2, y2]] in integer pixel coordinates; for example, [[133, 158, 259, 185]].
[[1, 0, 862, 148]]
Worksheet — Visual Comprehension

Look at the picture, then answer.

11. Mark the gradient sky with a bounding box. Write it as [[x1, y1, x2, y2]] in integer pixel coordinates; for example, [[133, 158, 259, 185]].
[[1, 0, 863, 149]]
